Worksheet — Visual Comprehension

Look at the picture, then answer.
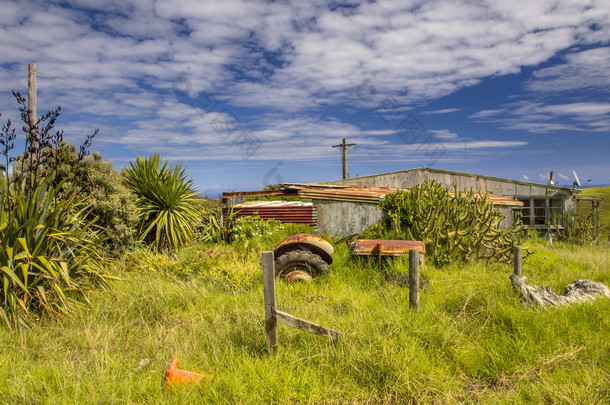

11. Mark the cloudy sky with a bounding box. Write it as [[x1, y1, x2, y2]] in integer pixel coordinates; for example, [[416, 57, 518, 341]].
[[1, 0, 609, 196]]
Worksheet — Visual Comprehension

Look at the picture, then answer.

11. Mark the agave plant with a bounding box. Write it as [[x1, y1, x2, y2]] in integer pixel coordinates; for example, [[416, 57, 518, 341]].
[[121, 154, 203, 253], [0, 176, 108, 328]]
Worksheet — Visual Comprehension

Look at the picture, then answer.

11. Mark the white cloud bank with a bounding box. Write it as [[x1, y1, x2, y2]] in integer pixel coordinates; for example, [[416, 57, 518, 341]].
[[0, 0, 608, 164]]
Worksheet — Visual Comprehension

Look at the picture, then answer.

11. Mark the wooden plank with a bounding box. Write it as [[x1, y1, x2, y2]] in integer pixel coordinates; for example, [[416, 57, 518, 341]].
[[409, 248, 420, 311], [262, 251, 278, 354], [275, 310, 339, 342]]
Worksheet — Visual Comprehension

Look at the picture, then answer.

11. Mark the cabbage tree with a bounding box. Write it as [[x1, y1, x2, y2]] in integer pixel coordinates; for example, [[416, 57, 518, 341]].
[[122, 154, 202, 253]]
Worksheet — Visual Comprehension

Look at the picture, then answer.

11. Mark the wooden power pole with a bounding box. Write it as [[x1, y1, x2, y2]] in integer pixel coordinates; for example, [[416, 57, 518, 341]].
[[28, 62, 38, 158], [332, 138, 357, 179]]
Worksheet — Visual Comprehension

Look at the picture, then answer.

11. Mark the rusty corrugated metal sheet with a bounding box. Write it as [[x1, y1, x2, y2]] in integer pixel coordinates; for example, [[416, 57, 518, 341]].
[[222, 190, 295, 199], [223, 201, 317, 226], [351, 239, 426, 256], [298, 186, 394, 204]]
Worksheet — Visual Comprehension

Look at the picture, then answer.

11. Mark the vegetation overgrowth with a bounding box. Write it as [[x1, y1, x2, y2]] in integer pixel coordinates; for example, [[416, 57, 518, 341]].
[[0, 231, 608, 403], [362, 180, 522, 265], [0, 92, 110, 329], [547, 210, 597, 245], [17, 142, 139, 252]]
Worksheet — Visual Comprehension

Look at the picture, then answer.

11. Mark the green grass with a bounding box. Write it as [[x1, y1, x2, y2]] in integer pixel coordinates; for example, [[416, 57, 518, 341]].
[[0, 238, 609, 404], [579, 186, 610, 239]]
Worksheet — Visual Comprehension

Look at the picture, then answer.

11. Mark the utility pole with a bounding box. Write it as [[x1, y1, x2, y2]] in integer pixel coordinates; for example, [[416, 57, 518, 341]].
[[332, 138, 356, 179], [28, 62, 38, 159]]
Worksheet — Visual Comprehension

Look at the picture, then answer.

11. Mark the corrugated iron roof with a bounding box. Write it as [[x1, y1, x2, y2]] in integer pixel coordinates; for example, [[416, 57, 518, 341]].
[[298, 186, 395, 203], [297, 186, 523, 207], [223, 183, 523, 207]]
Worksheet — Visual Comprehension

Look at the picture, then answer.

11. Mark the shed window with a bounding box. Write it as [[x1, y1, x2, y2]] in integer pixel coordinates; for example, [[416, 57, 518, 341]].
[[517, 197, 563, 228]]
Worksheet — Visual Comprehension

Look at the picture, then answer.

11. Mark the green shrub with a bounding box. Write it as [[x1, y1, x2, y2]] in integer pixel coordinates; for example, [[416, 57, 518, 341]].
[[547, 210, 597, 245], [14, 142, 138, 253], [0, 176, 108, 328], [198, 207, 223, 244], [0, 92, 109, 329], [82, 153, 138, 251], [122, 154, 203, 253], [224, 215, 312, 250], [364, 180, 522, 265]]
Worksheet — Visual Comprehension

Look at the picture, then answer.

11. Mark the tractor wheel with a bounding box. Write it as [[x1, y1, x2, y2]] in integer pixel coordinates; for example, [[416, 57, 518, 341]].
[[274, 250, 329, 282]]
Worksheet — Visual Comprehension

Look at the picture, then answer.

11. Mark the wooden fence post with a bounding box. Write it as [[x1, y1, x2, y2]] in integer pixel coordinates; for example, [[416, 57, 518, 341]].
[[262, 251, 277, 355], [409, 248, 420, 311], [513, 246, 522, 277]]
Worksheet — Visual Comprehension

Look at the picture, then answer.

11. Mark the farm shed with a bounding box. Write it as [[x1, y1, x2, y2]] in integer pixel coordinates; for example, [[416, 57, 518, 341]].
[[223, 182, 523, 237], [292, 184, 522, 237], [325, 167, 583, 231]]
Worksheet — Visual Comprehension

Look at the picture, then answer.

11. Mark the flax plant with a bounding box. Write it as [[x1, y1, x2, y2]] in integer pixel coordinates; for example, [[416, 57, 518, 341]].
[[0, 92, 108, 329]]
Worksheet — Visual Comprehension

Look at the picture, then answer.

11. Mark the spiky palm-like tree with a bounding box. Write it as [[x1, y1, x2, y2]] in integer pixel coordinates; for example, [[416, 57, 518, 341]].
[[122, 154, 202, 253]]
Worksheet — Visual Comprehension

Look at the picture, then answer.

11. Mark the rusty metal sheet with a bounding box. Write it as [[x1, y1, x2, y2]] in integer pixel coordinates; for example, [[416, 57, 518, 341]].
[[222, 205, 317, 226], [222, 189, 293, 198], [274, 233, 334, 265], [351, 239, 425, 257]]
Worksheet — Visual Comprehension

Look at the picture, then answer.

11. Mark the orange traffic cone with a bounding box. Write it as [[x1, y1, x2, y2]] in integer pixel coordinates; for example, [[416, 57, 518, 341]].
[[166, 358, 213, 390]]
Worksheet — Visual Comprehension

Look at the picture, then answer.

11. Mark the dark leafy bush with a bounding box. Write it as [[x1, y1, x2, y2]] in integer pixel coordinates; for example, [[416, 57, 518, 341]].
[[15, 143, 138, 253]]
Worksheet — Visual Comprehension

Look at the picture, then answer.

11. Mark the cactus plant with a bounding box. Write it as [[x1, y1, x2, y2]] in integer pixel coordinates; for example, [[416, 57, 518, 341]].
[[369, 180, 523, 265]]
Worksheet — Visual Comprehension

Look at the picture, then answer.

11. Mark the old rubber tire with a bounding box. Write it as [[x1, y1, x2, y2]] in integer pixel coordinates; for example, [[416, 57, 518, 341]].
[[274, 250, 329, 281]]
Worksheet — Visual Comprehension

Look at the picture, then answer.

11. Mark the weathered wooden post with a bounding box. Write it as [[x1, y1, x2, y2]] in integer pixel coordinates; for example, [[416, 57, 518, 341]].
[[513, 245, 522, 277], [262, 251, 278, 355], [408, 248, 420, 311]]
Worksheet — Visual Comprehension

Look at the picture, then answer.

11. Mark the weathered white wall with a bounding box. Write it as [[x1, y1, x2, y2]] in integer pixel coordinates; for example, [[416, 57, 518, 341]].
[[314, 200, 385, 237]]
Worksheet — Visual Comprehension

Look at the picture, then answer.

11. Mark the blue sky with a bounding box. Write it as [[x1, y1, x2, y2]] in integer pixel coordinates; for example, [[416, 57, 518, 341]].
[[1, 0, 609, 197]]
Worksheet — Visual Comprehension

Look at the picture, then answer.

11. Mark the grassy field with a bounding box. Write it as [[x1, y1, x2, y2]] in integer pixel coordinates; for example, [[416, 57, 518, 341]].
[[0, 237, 609, 404], [579, 186, 610, 239]]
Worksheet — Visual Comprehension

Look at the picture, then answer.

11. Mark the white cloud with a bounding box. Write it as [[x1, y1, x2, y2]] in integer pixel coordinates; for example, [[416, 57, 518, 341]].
[[2, 0, 609, 115], [527, 47, 610, 93], [522, 174, 530, 181], [470, 101, 610, 133], [429, 129, 460, 140], [469, 109, 504, 119], [539, 102, 610, 117], [420, 108, 460, 115]]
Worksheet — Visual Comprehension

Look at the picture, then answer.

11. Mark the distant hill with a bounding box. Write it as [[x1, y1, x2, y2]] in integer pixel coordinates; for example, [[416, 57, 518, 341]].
[[578, 186, 609, 239]]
